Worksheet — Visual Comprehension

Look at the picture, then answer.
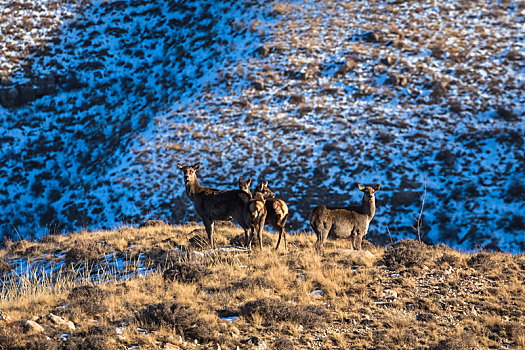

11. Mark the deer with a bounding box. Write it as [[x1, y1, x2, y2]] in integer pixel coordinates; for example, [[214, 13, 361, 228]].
[[238, 178, 289, 250], [177, 162, 251, 248], [309, 184, 381, 252], [243, 181, 275, 249]]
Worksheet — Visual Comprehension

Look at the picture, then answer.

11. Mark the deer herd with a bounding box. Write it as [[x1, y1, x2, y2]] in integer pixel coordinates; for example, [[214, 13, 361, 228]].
[[178, 162, 381, 252]]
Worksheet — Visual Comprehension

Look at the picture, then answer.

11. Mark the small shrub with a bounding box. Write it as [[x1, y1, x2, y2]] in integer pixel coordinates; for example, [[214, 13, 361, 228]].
[[188, 234, 209, 249], [240, 298, 331, 328], [64, 325, 118, 350], [67, 285, 109, 317], [381, 239, 429, 270], [136, 301, 216, 343], [0, 255, 12, 275], [273, 337, 295, 350], [163, 262, 210, 283], [430, 331, 480, 350], [24, 337, 59, 350], [229, 234, 245, 247], [64, 240, 102, 265], [466, 252, 493, 271], [0, 323, 25, 349], [230, 276, 271, 291]]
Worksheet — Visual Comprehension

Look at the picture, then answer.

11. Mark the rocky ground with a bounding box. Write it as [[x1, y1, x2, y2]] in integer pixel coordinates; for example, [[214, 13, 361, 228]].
[[0, 0, 524, 252]]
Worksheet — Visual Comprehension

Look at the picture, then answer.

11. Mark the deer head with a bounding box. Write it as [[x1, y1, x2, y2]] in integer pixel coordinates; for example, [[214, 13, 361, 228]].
[[238, 177, 252, 195], [255, 181, 275, 199], [177, 162, 200, 184], [357, 183, 381, 200]]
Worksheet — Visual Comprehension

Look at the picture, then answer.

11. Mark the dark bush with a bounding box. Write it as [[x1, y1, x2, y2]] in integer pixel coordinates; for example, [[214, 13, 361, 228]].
[[163, 262, 210, 283], [430, 332, 480, 350], [229, 234, 245, 247], [64, 240, 102, 265], [138, 219, 166, 228], [0, 255, 12, 275], [466, 252, 502, 271], [67, 285, 109, 316], [229, 276, 271, 291], [240, 298, 331, 328], [0, 325, 24, 349], [381, 239, 429, 270], [273, 337, 295, 350], [188, 234, 209, 249], [136, 301, 216, 343], [64, 325, 118, 350], [24, 337, 59, 350]]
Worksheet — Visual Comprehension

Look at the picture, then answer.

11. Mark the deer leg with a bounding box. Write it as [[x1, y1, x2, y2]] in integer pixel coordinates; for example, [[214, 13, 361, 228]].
[[203, 219, 214, 248], [355, 231, 363, 250], [275, 225, 282, 250], [247, 227, 255, 249], [243, 228, 250, 248], [314, 229, 325, 253], [283, 227, 287, 250], [257, 223, 263, 250]]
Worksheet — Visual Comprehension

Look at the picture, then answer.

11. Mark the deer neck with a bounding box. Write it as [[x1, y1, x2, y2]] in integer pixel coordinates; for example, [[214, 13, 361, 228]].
[[361, 195, 376, 219], [253, 192, 266, 202], [185, 177, 202, 199]]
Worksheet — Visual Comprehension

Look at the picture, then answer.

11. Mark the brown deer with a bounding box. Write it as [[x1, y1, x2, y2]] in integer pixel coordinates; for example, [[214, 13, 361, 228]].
[[244, 181, 274, 249], [310, 184, 381, 252], [238, 179, 289, 250], [177, 162, 251, 248]]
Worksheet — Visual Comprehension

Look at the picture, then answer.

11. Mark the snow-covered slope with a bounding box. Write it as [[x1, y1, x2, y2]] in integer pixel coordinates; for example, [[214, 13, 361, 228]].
[[0, 0, 524, 252]]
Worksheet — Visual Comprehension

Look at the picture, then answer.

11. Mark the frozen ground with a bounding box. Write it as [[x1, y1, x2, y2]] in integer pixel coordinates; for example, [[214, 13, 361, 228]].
[[0, 0, 523, 252]]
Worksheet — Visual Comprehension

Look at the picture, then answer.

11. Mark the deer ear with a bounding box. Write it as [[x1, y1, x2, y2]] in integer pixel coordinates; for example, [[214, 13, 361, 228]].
[[238, 177, 243, 183], [357, 184, 365, 191], [193, 162, 201, 170], [264, 181, 268, 186], [247, 178, 252, 186], [373, 184, 381, 191], [177, 163, 184, 170]]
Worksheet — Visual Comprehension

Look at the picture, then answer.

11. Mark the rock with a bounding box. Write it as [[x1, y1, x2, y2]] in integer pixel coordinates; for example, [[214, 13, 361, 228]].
[[338, 249, 375, 260], [361, 31, 381, 43], [24, 320, 45, 334], [381, 56, 396, 65], [0, 87, 18, 107], [253, 79, 265, 90], [48, 313, 76, 330], [430, 81, 448, 100], [387, 73, 408, 87], [496, 106, 518, 121], [34, 75, 56, 97], [336, 58, 357, 76], [17, 83, 35, 104], [381, 289, 398, 301]]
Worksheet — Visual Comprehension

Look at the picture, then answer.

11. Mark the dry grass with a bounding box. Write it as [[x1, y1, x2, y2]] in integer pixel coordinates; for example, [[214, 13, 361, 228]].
[[0, 223, 523, 349]]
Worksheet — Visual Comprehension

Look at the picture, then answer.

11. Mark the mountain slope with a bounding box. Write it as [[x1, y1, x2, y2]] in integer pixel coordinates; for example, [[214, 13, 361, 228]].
[[0, 0, 524, 252]]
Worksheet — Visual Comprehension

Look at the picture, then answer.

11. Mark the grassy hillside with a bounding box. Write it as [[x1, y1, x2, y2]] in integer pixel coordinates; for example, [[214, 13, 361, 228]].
[[0, 224, 524, 349]]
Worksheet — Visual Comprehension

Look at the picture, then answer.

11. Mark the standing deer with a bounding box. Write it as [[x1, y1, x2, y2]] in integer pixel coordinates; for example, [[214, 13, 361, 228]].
[[177, 162, 251, 248], [238, 179, 289, 250], [310, 184, 381, 252], [244, 181, 274, 249]]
